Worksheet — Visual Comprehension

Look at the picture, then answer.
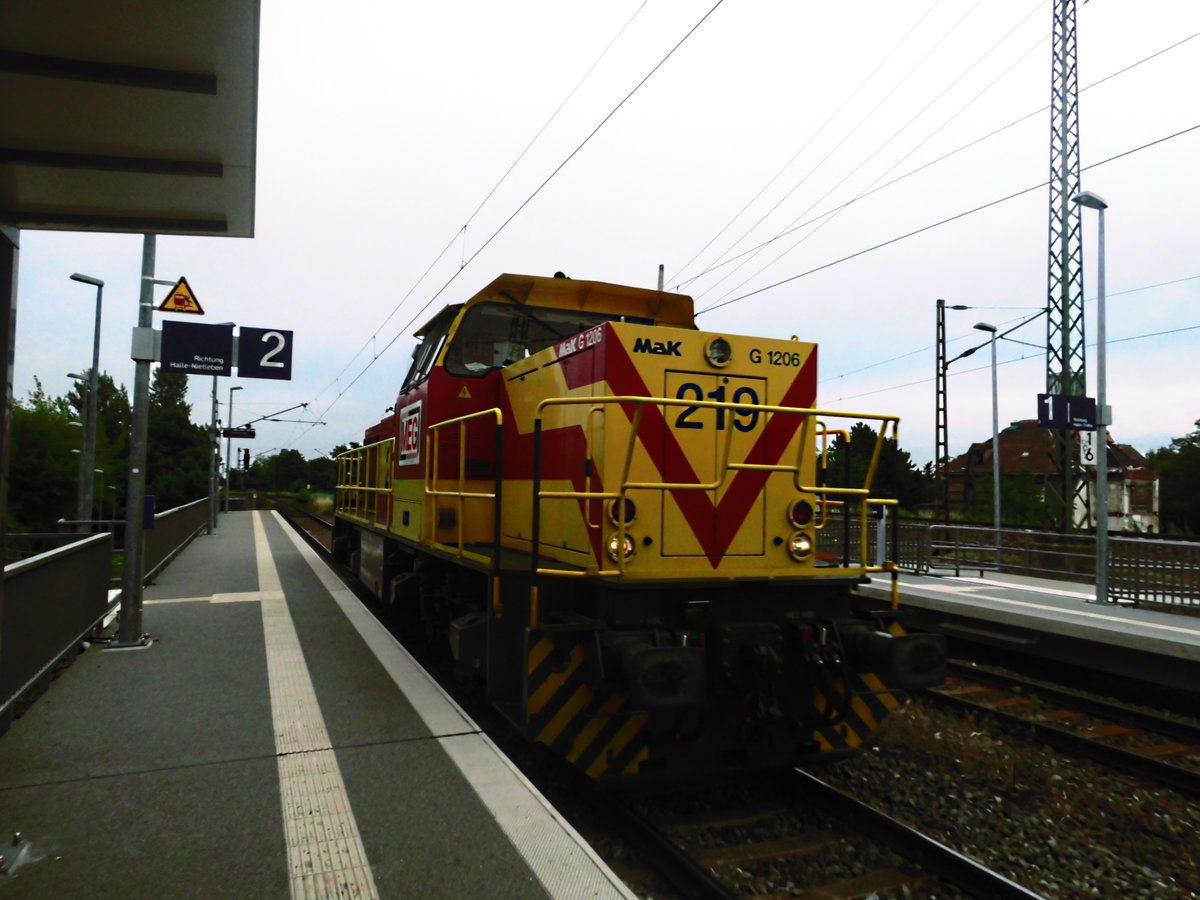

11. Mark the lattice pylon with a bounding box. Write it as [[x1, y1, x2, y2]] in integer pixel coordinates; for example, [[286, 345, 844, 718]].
[[1045, 0, 1089, 531]]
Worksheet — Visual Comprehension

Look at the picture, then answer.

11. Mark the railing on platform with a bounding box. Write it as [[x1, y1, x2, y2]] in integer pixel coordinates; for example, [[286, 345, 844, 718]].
[[831, 515, 1200, 608], [144, 498, 209, 581], [1109, 535, 1200, 607], [1, 497, 213, 729], [1, 533, 112, 724]]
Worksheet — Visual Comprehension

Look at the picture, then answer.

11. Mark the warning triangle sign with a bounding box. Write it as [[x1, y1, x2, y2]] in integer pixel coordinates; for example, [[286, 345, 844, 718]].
[[158, 277, 204, 315], [457, 386, 471, 399]]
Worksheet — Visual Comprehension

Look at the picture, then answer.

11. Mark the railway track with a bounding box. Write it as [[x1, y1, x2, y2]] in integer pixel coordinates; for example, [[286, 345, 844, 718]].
[[926, 662, 1200, 797], [268, 497, 334, 553], [274, 510, 1200, 897], [599, 770, 1042, 899], [275, 509, 1038, 897]]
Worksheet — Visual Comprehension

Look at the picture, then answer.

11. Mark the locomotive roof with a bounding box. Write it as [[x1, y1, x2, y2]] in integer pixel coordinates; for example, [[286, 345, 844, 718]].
[[414, 273, 696, 336]]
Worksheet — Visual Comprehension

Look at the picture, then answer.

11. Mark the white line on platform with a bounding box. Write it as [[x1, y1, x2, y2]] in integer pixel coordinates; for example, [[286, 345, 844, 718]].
[[939, 576, 1095, 601], [144, 592, 262, 605], [903, 583, 1200, 638], [253, 512, 379, 900], [274, 512, 637, 900]]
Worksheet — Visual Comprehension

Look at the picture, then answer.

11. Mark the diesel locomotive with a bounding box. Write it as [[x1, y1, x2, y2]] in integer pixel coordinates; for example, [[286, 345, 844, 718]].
[[332, 272, 945, 781]]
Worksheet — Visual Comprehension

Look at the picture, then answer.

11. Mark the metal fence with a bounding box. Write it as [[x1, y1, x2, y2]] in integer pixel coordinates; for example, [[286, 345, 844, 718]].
[[1, 497, 211, 726], [1, 533, 113, 721], [144, 498, 209, 581], [820, 513, 1200, 607]]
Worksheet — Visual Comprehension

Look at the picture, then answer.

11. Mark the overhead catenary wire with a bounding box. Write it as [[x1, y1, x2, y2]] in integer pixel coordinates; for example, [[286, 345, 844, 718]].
[[676, 28, 1200, 298], [299, 0, 730, 442], [666, 0, 947, 288], [693, 10, 1048, 308], [280, 13, 1199, 455], [821, 272, 1200, 386], [313, 1, 654, 402], [828, 321, 1200, 406], [695, 121, 1200, 317], [684, 0, 993, 301]]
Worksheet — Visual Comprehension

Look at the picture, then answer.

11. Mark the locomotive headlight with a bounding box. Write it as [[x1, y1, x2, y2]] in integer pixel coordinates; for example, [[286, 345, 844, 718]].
[[704, 337, 733, 368], [606, 530, 636, 563], [609, 498, 637, 525], [787, 531, 814, 561], [788, 499, 814, 527]]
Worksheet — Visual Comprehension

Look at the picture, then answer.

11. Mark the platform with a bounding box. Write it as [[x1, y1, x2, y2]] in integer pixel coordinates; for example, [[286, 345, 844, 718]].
[[856, 570, 1200, 693], [0, 511, 634, 899]]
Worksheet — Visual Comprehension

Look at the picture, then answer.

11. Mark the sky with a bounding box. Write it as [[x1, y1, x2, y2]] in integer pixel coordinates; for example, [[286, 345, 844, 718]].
[[13, 0, 1200, 469]]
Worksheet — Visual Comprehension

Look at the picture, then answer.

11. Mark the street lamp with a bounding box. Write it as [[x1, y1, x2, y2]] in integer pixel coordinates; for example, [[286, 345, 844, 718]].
[[1073, 189, 1110, 604], [974, 322, 1001, 568], [70, 273, 104, 531], [225, 385, 243, 512], [94, 468, 105, 521], [208, 323, 235, 533]]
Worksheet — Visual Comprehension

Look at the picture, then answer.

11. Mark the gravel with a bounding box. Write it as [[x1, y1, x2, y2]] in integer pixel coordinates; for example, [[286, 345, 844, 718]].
[[814, 696, 1200, 899]]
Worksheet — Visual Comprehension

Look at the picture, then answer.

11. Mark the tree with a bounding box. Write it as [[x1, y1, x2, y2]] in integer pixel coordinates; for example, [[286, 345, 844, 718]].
[[253, 449, 310, 493], [822, 422, 932, 515], [8, 380, 82, 531], [1147, 420, 1200, 534], [146, 368, 210, 510], [307, 454, 336, 492], [65, 369, 132, 520]]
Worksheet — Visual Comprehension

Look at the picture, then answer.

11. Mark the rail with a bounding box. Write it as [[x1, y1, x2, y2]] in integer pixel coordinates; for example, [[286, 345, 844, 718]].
[[426, 408, 503, 569], [1, 533, 112, 725], [532, 395, 900, 579], [334, 439, 393, 529], [1, 497, 212, 728], [832, 517, 1200, 608]]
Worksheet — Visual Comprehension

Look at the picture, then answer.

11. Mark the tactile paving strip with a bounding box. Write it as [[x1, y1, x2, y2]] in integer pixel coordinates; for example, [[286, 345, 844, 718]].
[[254, 513, 379, 899]]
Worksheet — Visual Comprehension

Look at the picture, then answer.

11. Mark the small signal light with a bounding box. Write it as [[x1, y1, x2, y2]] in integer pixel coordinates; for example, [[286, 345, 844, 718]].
[[789, 499, 814, 527], [609, 498, 637, 525]]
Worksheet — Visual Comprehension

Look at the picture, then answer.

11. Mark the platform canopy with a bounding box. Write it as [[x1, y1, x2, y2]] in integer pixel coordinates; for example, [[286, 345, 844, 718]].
[[0, 0, 259, 238]]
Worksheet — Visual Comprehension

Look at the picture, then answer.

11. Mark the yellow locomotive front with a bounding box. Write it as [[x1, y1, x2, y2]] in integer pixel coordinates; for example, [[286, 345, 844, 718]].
[[507, 320, 851, 581], [335, 274, 945, 780]]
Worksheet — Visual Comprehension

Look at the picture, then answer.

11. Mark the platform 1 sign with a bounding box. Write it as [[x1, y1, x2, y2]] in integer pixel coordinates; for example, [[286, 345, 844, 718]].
[[161, 321, 233, 375], [1037, 393, 1096, 431]]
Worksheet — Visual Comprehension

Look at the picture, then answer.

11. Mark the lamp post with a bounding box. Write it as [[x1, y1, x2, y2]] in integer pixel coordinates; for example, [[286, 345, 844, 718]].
[[94, 468, 104, 521], [225, 385, 243, 512], [974, 322, 1001, 568], [1073, 190, 1109, 604], [70, 273, 104, 531], [209, 375, 218, 533]]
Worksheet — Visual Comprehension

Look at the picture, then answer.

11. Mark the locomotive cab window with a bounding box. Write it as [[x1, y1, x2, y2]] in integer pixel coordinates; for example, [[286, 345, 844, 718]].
[[402, 307, 457, 391], [443, 300, 651, 377]]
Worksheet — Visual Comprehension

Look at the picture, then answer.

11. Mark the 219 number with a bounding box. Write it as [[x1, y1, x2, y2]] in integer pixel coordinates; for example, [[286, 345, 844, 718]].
[[674, 383, 760, 431]]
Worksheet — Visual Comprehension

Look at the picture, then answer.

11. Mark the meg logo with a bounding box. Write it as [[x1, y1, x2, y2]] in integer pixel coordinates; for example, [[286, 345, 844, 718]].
[[398, 401, 422, 466]]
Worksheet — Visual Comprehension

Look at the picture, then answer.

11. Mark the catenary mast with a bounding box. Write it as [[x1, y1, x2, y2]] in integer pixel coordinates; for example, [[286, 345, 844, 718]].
[[1045, 0, 1088, 530]]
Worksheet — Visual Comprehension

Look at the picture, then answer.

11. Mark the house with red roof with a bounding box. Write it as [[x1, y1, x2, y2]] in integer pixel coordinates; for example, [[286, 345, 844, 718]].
[[945, 419, 1159, 532]]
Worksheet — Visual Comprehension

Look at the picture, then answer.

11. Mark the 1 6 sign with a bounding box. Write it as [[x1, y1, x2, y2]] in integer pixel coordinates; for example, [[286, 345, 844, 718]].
[[1080, 430, 1098, 466]]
